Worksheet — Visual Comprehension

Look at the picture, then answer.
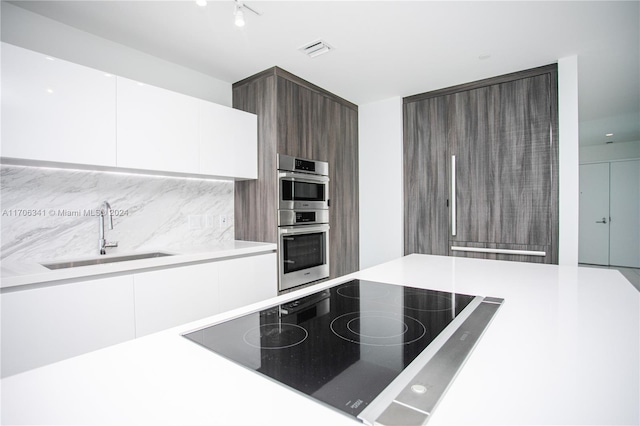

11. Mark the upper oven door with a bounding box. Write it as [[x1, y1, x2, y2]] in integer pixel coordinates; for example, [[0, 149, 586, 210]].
[[278, 171, 329, 210]]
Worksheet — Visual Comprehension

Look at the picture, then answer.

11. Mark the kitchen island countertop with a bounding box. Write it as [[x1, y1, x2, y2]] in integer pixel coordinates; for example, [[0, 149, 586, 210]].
[[1, 254, 638, 425]]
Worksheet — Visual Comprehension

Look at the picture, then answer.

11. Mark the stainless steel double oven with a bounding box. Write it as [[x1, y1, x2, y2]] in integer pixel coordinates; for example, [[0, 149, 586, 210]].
[[277, 154, 330, 292]]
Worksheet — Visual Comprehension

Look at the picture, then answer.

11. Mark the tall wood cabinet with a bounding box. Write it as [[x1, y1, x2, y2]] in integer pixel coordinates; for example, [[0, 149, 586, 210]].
[[233, 67, 359, 280], [404, 65, 559, 264]]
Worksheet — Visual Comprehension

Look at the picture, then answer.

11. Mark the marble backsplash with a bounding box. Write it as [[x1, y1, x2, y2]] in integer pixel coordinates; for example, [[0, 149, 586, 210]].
[[0, 165, 234, 264]]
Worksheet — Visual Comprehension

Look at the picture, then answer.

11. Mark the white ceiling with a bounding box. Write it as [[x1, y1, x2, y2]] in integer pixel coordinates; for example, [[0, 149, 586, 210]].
[[8, 0, 640, 146]]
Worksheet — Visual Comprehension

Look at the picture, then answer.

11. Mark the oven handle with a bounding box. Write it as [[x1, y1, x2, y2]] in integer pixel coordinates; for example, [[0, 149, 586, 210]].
[[278, 171, 330, 183], [279, 224, 330, 235]]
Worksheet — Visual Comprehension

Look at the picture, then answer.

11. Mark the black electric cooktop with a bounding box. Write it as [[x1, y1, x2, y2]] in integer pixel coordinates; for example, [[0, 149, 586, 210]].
[[183, 279, 480, 420]]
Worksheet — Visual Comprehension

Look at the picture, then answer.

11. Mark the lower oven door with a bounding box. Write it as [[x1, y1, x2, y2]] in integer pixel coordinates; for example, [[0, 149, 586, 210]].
[[278, 224, 330, 291]]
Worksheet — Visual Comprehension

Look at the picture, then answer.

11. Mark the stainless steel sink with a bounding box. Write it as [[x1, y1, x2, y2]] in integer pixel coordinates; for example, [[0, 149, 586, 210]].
[[42, 252, 174, 270]]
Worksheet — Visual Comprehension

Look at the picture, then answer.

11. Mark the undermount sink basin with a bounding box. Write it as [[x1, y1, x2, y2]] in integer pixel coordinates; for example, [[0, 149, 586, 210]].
[[42, 252, 174, 270]]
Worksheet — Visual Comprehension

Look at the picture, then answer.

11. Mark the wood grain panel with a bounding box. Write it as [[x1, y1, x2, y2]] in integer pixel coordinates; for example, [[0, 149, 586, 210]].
[[404, 65, 559, 265], [329, 101, 359, 278], [276, 77, 329, 162], [403, 96, 449, 256], [450, 74, 553, 248], [234, 67, 359, 283], [233, 73, 278, 243], [404, 64, 557, 104]]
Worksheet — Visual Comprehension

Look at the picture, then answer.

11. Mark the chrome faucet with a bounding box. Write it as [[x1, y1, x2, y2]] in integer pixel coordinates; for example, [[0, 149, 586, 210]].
[[99, 201, 118, 255]]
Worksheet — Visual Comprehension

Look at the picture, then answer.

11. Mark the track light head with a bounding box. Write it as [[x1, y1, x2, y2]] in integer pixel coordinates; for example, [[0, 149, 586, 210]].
[[234, 6, 245, 27], [233, 0, 261, 27]]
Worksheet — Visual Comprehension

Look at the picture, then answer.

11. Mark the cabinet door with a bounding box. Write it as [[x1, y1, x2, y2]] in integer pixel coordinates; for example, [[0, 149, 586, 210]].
[[403, 95, 450, 256], [1, 43, 117, 166], [1, 275, 135, 378], [579, 162, 611, 265], [199, 101, 257, 179], [218, 253, 277, 312], [610, 160, 640, 267], [133, 262, 219, 337], [449, 74, 554, 257], [116, 77, 199, 174], [328, 101, 360, 278], [276, 77, 329, 162]]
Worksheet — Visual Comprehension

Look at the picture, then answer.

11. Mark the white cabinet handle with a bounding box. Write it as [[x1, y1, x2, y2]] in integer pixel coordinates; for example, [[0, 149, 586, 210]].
[[451, 155, 456, 236]]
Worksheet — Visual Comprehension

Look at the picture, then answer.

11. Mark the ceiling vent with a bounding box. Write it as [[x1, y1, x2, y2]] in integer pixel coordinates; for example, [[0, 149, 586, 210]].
[[299, 40, 333, 58]]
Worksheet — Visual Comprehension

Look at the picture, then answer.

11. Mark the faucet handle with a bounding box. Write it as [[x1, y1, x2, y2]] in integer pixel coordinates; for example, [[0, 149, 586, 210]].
[[105, 241, 118, 249]]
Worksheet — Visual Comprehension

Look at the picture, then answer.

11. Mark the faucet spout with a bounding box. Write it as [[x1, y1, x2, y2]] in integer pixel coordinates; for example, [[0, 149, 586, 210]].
[[99, 201, 118, 255]]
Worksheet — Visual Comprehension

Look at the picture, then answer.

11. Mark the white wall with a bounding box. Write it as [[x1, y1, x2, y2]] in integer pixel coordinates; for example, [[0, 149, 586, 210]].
[[358, 97, 404, 269], [0, 2, 231, 106], [359, 59, 582, 268], [558, 56, 580, 266], [580, 140, 640, 163]]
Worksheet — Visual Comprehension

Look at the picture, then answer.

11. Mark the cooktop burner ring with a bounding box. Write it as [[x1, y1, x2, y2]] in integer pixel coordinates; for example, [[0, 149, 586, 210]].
[[346, 316, 409, 339], [399, 291, 458, 313], [242, 323, 308, 350], [330, 311, 427, 347], [336, 283, 390, 300]]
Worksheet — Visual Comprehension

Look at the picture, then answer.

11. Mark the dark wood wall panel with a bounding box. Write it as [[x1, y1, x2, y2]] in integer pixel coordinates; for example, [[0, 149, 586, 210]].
[[233, 74, 278, 243], [329, 102, 359, 277], [450, 74, 553, 247], [276, 77, 330, 162], [404, 65, 559, 265], [233, 67, 359, 284], [403, 96, 449, 256]]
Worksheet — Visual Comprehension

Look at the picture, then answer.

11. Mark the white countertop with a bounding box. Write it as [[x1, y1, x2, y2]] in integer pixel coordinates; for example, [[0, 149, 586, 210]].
[[2, 254, 638, 425], [0, 240, 277, 289]]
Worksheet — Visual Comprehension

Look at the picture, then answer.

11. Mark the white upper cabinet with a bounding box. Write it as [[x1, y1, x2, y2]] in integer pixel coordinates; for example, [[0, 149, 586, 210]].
[[199, 101, 257, 179], [116, 76, 200, 174], [1, 43, 256, 179], [1, 42, 117, 166]]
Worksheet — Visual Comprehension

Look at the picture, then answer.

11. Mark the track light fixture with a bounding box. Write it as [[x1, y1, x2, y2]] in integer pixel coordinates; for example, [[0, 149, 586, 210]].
[[234, 1, 245, 27], [234, 0, 261, 27]]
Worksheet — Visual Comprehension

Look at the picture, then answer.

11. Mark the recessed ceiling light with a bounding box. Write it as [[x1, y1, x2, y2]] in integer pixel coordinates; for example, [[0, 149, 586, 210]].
[[606, 133, 614, 137], [195, 0, 207, 6]]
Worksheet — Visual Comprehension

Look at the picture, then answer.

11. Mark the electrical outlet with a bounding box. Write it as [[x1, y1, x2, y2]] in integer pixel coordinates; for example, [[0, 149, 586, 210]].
[[219, 215, 230, 228]]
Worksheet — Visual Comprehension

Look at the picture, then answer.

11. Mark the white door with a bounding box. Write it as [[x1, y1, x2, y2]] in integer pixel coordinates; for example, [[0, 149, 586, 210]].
[[610, 160, 640, 267], [579, 163, 610, 265]]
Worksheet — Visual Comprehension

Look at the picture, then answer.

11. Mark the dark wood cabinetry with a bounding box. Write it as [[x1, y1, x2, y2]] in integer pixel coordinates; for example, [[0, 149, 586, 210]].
[[233, 67, 359, 280], [404, 65, 558, 264]]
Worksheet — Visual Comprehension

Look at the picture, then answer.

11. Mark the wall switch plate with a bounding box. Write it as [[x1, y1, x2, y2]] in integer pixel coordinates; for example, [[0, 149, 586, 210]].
[[188, 215, 204, 230]]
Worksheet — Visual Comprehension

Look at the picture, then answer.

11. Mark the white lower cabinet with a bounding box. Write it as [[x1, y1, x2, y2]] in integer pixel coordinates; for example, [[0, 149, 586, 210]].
[[218, 253, 277, 312], [133, 253, 277, 336], [133, 262, 220, 338], [1, 252, 277, 377], [0, 275, 135, 378]]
